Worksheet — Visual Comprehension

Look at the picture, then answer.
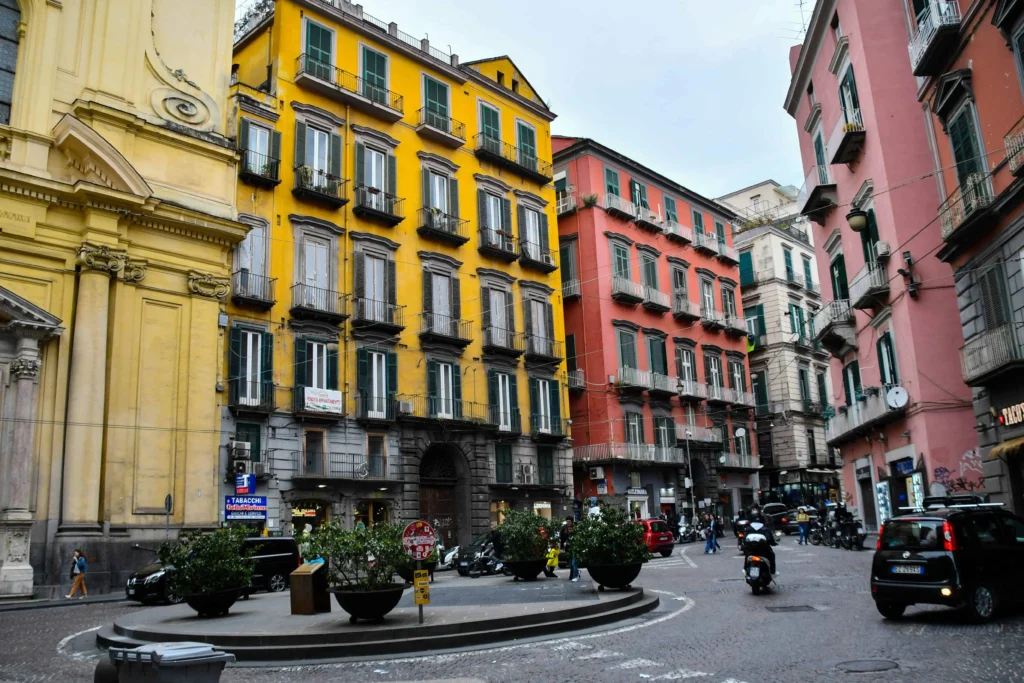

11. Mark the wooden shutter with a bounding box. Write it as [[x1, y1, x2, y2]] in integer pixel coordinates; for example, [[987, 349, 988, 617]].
[[481, 287, 492, 328], [739, 251, 753, 285], [949, 109, 980, 185], [387, 153, 397, 198], [422, 168, 431, 209], [831, 255, 849, 300], [452, 365, 463, 418], [524, 299, 533, 339], [566, 334, 577, 373], [270, 130, 281, 164], [487, 370, 498, 412], [506, 292, 515, 332], [816, 372, 828, 405], [529, 377, 539, 420], [501, 198, 512, 234], [540, 213, 549, 256], [326, 344, 338, 390], [449, 176, 459, 218], [295, 338, 309, 387], [477, 190, 488, 230], [387, 259, 397, 306], [294, 121, 307, 168], [979, 267, 1009, 330], [228, 326, 242, 384], [353, 251, 365, 300], [354, 142, 365, 188], [329, 133, 342, 179], [605, 168, 619, 196], [427, 360, 438, 415], [238, 118, 250, 151], [422, 270, 433, 317], [783, 248, 793, 278], [517, 205, 526, 241], [356, 347, 368, 395], [386, 351, 398, 395], [451, 277, 461, 321], [549, 380, 561, 427], [861, 210, 879, 263], [545, 302, 555, 342], [509, 373, 519, 417], [261, 332, 273, 384]]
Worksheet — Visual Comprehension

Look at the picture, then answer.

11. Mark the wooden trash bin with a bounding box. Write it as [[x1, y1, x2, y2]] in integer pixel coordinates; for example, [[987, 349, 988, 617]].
[[290, 562, 331, 615]]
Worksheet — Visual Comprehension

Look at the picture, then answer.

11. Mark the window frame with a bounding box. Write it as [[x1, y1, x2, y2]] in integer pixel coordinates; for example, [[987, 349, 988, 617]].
[[612, 241, 631, 279], [946, 100, 987, 188], [605, 167, 621, 196], [303, 18, 335, 68], [479, 100, 501, 143], [618, 328, 638, 370]]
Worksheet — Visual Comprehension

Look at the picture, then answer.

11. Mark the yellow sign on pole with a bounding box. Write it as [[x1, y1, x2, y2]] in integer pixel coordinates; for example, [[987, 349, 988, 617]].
[[413, 569, 430, 606]]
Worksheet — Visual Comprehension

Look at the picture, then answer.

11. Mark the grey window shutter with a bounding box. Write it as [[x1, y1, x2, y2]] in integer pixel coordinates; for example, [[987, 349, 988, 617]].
[[238, 118, 250, 151], [422, 167, 431, 209], [517, 205, 526, 241], [477, 190, 488, 230], [452, 277, 461, 321], [329, 133, 342, 179], [979, 267, 1008, 330], [387, 153, 397, 197], [294, 121, 307, 168], [481, 287, 492, 328], [524, 299, 533, 337], [353, 252, 366, 300], [270, 130, 281, 162], [501, 197, 512, 233], [506, 291, 515, 332], [387, 259, 397, 307], [545, 302, 555, 341], [540, 213, 549, 257], [354, 142, 365, 188], [422, 270, 433, 317], [449, 176, 459, 218]]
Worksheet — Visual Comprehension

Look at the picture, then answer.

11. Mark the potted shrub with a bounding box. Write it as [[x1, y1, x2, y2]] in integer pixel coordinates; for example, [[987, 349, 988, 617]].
[[309, 522, 409, 623], [158, 527, 254, 617], [396, 546, 437, 583], [570, 506, 651, 590], [582, 193, 599, 208], [497, 509, 552, 581]]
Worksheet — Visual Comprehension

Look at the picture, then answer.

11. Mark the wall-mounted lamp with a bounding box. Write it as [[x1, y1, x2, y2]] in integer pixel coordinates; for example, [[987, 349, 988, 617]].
[[845, 208, 868, 232]]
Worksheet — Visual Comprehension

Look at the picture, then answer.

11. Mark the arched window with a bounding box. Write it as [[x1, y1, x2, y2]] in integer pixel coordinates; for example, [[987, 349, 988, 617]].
[[0, 0, 20, 125]]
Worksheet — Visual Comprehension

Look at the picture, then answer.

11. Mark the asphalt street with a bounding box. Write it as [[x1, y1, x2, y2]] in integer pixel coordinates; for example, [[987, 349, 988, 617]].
[[4, 535, 1024, 683]]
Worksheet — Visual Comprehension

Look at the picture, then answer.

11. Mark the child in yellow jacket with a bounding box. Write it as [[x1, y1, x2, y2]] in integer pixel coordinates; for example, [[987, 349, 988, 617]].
[[544, 540, 560, 578]]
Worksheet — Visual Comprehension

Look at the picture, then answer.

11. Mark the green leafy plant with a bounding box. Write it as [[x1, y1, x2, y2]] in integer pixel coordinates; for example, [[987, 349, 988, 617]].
[[308, 522, 406, 591], [569, 506, 652, 567], [158, 527, 255, 596], [582, 193, 599, 208], [497, 509, 553, 562]]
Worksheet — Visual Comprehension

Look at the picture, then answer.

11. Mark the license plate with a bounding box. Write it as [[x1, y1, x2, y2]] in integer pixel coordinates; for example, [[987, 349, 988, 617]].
[[748, 566, 760, 578], [891, 565, 924, 574], [659, 536, 669, 541], [459, 561, 468, 567], [127, 589, 135, 595]]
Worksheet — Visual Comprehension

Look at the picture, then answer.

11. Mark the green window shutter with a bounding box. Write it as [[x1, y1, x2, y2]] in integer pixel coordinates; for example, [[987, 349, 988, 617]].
[[449, 177, 459, 218], [605, 168, 619, 196], [949, 109, 981, 185], [228, 326, 242, 387], [529, 377, 539, 418], [427, 360, 438, 415], [799, 368, 810, 401], [831, 255, 849, 300], [715, 221, 726, 245], [261, 332, 273, 384], [842, 365, 852, 406], [692, 210, 704, 232], [326, 344, 338, 390], [295, 339, 309, 388], [861, 209, 879, 263], [797, 308, 806, 337], [387, 153, 397, 197], [386, 259, 397, 307], [814, 134, 826, 169], [739, 251, 753, 285], [329, 133, 342, 180], [802, 256, 813, 287], [789, 304, 798, 334], [452, 365, 463, 418], [509, 372, 519, 416], [549, 380, 560, 427], [294, 121, 307, 169], [619, 330, 636, 368], [422, 168, 431, 209], [783, 248, 793, 279], [979, 266, 1009, 330], [386, 351, 398, 395], [665, 197, 677, 222], [238, 118, 250, 151], [477, 189, 488, 230], [354, 142, 365, 188], [817, 372, 829, 405]]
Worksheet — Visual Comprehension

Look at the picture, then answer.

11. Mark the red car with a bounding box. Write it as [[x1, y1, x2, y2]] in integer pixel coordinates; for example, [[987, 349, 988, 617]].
[[636, 519, 675, 557]]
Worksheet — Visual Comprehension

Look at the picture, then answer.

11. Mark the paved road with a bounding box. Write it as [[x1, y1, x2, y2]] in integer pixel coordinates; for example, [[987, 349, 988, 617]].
[[3, 536, 1024, 683]]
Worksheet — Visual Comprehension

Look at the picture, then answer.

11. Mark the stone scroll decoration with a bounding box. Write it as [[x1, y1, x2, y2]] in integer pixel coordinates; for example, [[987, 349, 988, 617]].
[[188, 271, 230, 300], [76, 244, 126, 274], [121, 258, 147, 283]]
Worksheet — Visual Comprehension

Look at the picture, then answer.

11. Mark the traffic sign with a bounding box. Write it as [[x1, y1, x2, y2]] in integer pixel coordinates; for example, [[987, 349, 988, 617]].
[[402, 520, 436, 561], [413, 569, 430, 605]]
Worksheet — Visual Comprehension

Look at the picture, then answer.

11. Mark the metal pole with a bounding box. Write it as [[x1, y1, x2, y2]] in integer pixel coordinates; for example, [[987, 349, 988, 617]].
[[417, 558, 423, 624], [685, 432, 695, 525]]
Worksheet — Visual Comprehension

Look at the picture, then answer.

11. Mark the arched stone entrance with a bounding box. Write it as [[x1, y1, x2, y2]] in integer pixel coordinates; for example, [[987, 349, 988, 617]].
[[418, 444, 469, 547], [691, 458, 709, 506]]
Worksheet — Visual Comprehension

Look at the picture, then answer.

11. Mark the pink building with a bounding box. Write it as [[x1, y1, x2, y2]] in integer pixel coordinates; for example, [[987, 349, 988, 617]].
[[784, 0, 976, 528], [552, 137, 756, 520]]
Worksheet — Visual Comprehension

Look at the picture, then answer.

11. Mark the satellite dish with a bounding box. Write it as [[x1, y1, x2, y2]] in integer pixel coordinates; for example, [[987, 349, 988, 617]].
[[886, 386, 909, 409], [719, 455, 727, 464], [735, 427, 746, 438]]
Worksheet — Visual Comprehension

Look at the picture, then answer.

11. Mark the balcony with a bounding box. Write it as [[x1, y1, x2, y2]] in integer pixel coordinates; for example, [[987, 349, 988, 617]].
[[634, 207, 663, 232], [292, 165, 348, 209], [719, 452, 759, 470], [292, 385, 345, 421], [724, 315, 748, 336], [231, 271, 276, 310], [520, 241, 558, 273], [354, 392, 398, 425], [228, 379, 275, 415], [292, 452, 401, 481], [717, 243, 740, 265], [673, 293, 700, 321], [611, 276, 645, 304], [678, 379, 708, 401], [486, 406, 523, 435], [700, 307, 725, 330], [473, 134, 553, 183], [418, 312, 472, 348], [351, 298, 406, 334], [812, 299, 856, 358], [616, 366, 653, 391], [806, 279, 822, 297], [642, 286, 671, 313], [524, 335, 563, 363], [785, 269, 805, 289], [290, 284, 348, 324], [239, 150, 281, 188], [794, 335, 815, 351], [692, 231, 720, 256], [801, 399, 824, 415], [478, 229, 519, 262], [556, 192, 578, 216], [294, 54, 403, 122], [567, 368, 585, 392], [352, 185, 405, 226], [603, 193, 637, 221], [705, 384, 728, 404], [562, 278, 581, 300], [417, 208, 469, 246], [849, 261, 889, 310], [797, 165, 837, 224], [939, 173, 994, 245], [649, 372, 677, 397], [1006, 116, 1024, 177], [414, 108, 465, 148], [399, 396, 484, 424], [481, 325, 526, 357], [908, 0, 962, 77], [827, 109, 866, 165], [490, 459, 566, 488], [826, 386, 906, 445], [730, 389, 755, 408], [530, 415, 569, 442], [572, 443, 687, 465], [676, 423, 723, 445], [960, 324, 1024, 386], [663, 220, 693, 244]]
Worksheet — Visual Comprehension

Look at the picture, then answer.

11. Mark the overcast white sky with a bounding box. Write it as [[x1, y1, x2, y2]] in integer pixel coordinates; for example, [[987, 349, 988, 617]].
[[242, 0, 811, 198]]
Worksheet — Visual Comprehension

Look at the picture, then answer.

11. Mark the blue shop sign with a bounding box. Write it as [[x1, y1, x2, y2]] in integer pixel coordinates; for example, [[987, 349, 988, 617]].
[[226, 495, 267, 521], [236, 473, 256, 495]]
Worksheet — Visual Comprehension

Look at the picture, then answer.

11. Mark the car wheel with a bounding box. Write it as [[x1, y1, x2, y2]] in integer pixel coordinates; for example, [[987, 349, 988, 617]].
[[875, 601, 906, 620], [268, 573, 288, 592], [165, 591, 184, 605], [964, 584, 996, 624], [660, 549, 673, 558]]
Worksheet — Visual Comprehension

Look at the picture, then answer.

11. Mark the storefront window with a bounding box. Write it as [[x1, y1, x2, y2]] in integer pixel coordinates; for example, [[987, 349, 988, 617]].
[[533, 500, 552, 520], [291, 500, 329, 532], [490, 500, 511, 527], [354, 500, 389, 529]]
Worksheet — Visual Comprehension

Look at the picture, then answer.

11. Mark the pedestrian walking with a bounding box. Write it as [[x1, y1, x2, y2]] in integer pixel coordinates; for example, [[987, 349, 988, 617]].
[[66, 550, 88, 599], [559, 516, 579, 582], [797, 506, 810, 545], [543, 540, 560, 578], [703, 513, 717, 554]]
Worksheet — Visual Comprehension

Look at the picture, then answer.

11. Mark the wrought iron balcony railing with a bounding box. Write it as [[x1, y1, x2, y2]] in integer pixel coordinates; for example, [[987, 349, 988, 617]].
[[295, 53, 404, 119], [351, 298, 405, 331], [418, 312, 472, 345], [473, 134, 553, 182], [617, 366, 653, 390], [232, 270, 276, 308], [567, 368, 585, 391], [293, 165, 348, 207], [960, 324, 1024, 386], [908, 0, 962, 76], [939, 172, 994, 242], [228, 379, 275, 413], [417, 207, 469, 245], [292, 452, 400, 480], [415, 107, 466, 147], [478, 228, 519, 261], [290, 283, 348, 323], [482, 325, 526, 355], [353, 185, 405, 225], [239, 149, 281, 187], [612, 276, 645, 303]]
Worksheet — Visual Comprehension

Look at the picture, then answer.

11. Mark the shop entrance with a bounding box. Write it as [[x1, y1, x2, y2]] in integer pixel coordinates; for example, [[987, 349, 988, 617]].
[[419, 444, 464, 547], [858, 477, 877, 529], [354, 500, 390, 528], [291, 500, 329, 532]]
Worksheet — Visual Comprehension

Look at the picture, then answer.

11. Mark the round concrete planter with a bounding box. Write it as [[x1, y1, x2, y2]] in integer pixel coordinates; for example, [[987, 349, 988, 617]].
[[586, 563, 643, 591], [328, 584, 410, 623], [183, 587, 243, 617], [503, 559, 546, 581]]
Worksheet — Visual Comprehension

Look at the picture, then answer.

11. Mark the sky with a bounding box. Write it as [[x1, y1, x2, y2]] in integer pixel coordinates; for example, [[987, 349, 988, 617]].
[[238, 0, 810, 199]]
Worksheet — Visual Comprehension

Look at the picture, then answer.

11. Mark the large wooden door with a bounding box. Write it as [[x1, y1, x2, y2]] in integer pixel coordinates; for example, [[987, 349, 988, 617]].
[[419, 484, 458, 547]]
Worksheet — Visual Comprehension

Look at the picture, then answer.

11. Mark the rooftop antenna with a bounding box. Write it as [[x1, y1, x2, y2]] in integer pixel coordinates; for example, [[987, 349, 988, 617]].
[[797, 0, 808, 40]]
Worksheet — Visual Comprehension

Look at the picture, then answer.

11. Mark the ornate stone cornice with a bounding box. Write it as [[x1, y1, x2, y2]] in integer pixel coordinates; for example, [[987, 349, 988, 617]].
[[121, 258, 147, 283], [188, 271, 230, 299], [10, 357, 41, 379], [76, 243, 125, 274]]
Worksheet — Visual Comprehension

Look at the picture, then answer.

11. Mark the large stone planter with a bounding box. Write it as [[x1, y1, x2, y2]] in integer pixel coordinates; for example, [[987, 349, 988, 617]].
[[183, 587, 243, 617], [503, 559, 546, 581], [328, 584, 410, 623], [586, 563, 643, 591]]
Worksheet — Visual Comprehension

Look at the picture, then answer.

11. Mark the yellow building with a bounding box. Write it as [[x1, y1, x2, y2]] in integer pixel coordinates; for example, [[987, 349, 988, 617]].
[[0, 0, 245, 598], [227, 0, 568, 547]]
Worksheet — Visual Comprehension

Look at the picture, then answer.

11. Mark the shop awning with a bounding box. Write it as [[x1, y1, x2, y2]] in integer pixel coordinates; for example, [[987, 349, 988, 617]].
[[989, 436, 1024, 460]]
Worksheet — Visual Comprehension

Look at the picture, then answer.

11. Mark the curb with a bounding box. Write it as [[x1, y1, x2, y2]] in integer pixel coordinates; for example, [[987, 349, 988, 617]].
[[0, 594, 127, 613]]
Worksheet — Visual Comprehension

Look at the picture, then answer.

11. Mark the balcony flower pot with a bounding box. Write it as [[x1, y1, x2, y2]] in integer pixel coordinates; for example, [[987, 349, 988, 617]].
[[328, 584, 410, 623], [183, 587, 244, 618], [158, 527, 255, 619], [568, 506, 651, 591], [502, 559, 547, 581], [585, 563, 644, 591]]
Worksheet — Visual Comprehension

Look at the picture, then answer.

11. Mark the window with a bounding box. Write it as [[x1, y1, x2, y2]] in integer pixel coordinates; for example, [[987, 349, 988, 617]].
[[830, 254, 850, 300], [948, 104, 984, 187], [816, 371, 829, 407], [605, 168, 620, 196], [978, 265, 1010, 331], [625, 412, 644, 444], [483, 287, 512, 345], [612, 243, 631, 279], [813, 131, 828, 176], [705, 353, 722, 388], [303, 237, 329, 296], [309, 341, 329, 389], [798, 367, 811, 402], [368, 435, 386, 478], [877, 331, 899, 386], [537, 447, 554, 485], [618, 329, 638, 369], [521, 206, 542, 260], [735, 425, 749, 455], [676, 346, 695, 382], [714, 220, 726, 246], [480, 103, 501, 151], [998, 515, 1024, 545], [744, 304, 765, 339], [307, 125, 329, 176], [516, 121, 537, 170], [700, 279, 715, 314], [664, 197, 678, 223], [530, 299, 550, 341], [424, 168, 451, 217], [560, 241, 578, 283], [295, 121, 341, 193], [364, 254, 387, 320], [630, 179, 649, 209], [648, 337, 668, 376], [654, 416, 675, 449], [235, 423, 262, 461], [802, 255, 814, 288], [860, 209, 880, 264], [842, 359, 861, 406], [783, 247, 794, 280], [304, 20, 333, 79], [428, 360, 460, 418], [241, 120, 278, 178], [479, 188, 512, 250], [423, 75, 450, 130], [496, 71, 505, 86], [362, 46, 388, 104], [1014, 24, 1024, 99], [752, 371, 768, 411], [0, 0, 18, 126], [832, 13, 842, 41], [788, 304, 806, 337], [511, 78, 520, 93], [968, 515, 1003, 546], [231, 328, 270, 405], [807, 82, 815, 107], [729, 360, 746, 393], [364, 146, 386, 207], [495, 444, 513, 483], [672, 268, 688, 297], [692, 210, 705, 233], [807, 429, 817, 464], [566, 334, 577, 374], [489, 370, 518, 431], [236, 221, 268, 297], [303, 430, 325, 474], [721, 285, 737, 318], [368, 350, 387, 416], [839, 66, 860, 122], [425, 271, 454, 332], [641, 253, 658, 289], [531, 377, 559, 433]]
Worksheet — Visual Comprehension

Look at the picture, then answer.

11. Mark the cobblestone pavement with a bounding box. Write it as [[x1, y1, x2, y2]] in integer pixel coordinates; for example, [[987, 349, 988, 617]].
[[3, 537, 1024, 683]]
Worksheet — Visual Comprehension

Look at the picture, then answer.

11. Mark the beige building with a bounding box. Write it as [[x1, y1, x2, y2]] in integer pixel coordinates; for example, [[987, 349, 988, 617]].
[[0, 0, 245, 598]]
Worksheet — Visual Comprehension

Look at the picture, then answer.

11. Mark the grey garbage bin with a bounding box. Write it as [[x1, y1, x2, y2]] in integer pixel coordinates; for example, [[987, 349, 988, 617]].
[[108, 642, 235, 683]]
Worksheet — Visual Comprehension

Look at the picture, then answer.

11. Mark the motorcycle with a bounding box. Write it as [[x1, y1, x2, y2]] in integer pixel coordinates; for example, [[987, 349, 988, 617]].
[[467, 543, 512, 578], [437, 544, 460, 570], [742, 521, 781, 595], [838, 519, 867, 551], [808, 521, 824, 546], [677, 520, 698, 544]]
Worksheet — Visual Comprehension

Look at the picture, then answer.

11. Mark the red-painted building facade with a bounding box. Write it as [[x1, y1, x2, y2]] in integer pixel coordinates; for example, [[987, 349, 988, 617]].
[[552, 137, 757, 520]]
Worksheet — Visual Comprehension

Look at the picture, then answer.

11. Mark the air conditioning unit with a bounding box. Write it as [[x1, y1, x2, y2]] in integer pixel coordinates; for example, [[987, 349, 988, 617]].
[[874, 241, 891, 260], [589, 466, 605, 480], [228, 441, 250, 460], [518, 464, 536, 485], [251, 461, 268, 477], [399, 400, 415, 415]]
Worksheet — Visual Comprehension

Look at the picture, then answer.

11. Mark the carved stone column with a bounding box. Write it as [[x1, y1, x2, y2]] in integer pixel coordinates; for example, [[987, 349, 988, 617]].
[[61, 243, 123, 532]]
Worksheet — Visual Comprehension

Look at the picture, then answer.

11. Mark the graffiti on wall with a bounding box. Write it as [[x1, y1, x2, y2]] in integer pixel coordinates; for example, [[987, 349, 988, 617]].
[[933, 448, 986, 493]]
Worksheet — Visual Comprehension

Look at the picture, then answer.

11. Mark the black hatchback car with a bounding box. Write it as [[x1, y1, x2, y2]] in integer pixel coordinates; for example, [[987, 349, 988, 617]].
[[871, 505, 1024, 623], [126, 561, 180, 604]]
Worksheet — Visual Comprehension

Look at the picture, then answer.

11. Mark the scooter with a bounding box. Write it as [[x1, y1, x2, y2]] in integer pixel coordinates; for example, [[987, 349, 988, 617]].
[[677, 520, 698, 544], [742, 521, 781, 595], [839, 519, 867, 551], [467, 543, 512, 578], [437, 545, 460, 570]]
